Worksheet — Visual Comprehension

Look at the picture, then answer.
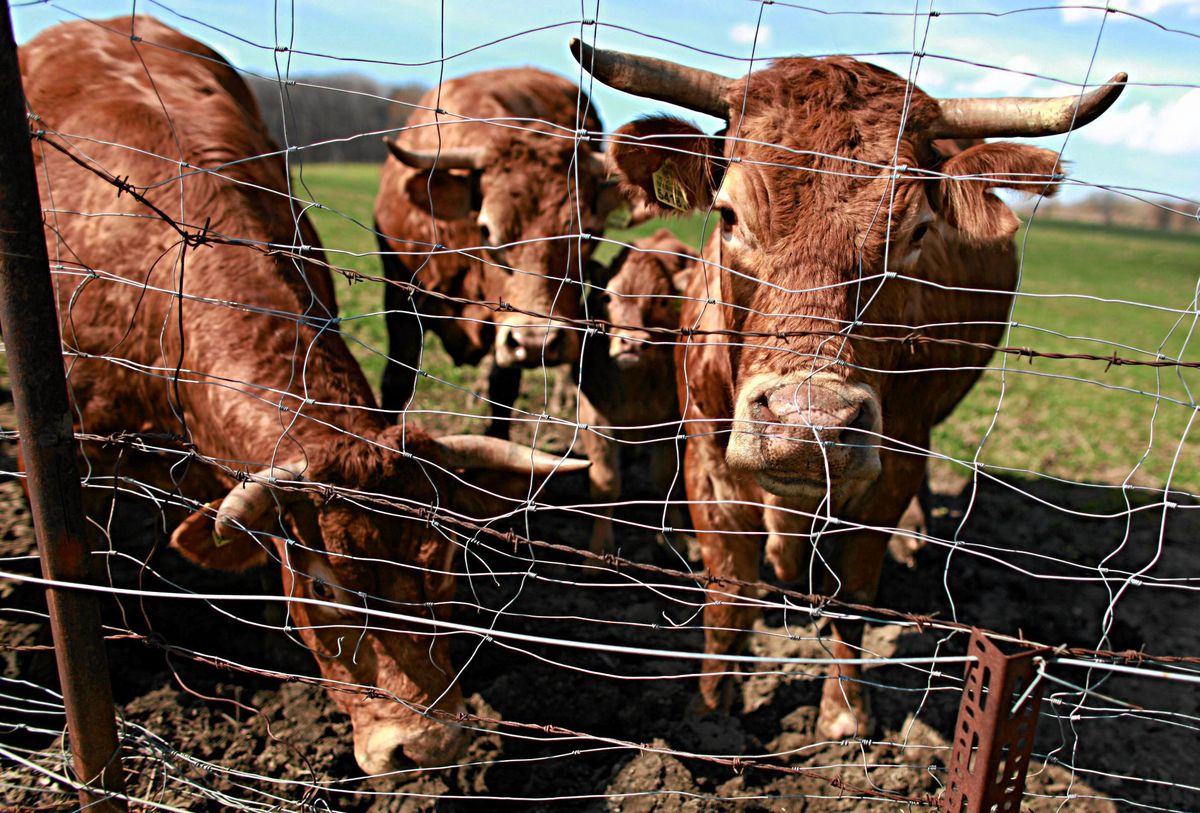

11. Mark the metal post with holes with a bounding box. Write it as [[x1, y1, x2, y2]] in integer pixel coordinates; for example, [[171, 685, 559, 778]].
[[940, 629, 1045, 813], [0, 3, 127, 809]]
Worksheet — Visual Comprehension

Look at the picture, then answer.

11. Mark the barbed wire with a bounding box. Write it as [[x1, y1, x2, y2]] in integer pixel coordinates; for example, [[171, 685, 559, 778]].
[[3, 1, 1199, 810]]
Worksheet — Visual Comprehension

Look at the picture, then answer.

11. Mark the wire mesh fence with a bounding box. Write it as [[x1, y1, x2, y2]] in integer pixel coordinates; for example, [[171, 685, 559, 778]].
[[1, 1, 1198, 811]]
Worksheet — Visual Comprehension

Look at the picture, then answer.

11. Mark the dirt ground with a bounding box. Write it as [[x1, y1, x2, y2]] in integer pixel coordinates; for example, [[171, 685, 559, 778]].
[[1, 392, 1197, 811]]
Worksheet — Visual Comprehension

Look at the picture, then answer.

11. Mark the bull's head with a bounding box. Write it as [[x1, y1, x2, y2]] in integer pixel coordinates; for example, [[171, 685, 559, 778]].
[[573, 40, 1125, 504], [169, 428, 587, 774], [385, 134, 624, 368]]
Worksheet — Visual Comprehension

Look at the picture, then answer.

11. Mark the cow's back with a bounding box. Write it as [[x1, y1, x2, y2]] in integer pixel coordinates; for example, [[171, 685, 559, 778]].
[[22, 16, 356, 454], [403, 68, 599, 151]]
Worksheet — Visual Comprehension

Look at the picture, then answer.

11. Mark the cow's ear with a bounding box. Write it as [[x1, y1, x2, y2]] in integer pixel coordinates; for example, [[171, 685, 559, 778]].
[[610, 116, 723, 217], [169, 499, 272, 571], [671, 267, 694, 296], [402, 170, 476, 220], [936, 143, 1062, 244]]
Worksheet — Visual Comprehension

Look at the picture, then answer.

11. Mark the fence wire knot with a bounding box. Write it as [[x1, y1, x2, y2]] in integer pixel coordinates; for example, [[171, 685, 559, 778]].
[[184, 217, 213, 248]]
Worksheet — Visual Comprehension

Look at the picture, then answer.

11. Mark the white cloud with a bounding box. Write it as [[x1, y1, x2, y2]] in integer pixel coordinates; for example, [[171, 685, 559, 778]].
[[962, 55, 1042, 96], [730, 22, 771, 47], [1061, 0, 1200, 24], [1080, 88, 1200, 154]]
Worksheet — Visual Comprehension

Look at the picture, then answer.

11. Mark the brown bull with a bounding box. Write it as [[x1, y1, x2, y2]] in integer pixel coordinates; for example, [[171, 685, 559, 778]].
[[374, 68, 622, 435], [573, 40, 1124, 739], [21, 16, 586, 775], [577, 229, 695, 553]]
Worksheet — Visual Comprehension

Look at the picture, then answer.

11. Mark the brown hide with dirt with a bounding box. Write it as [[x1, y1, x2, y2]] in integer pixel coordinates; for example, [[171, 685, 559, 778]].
[[21, 16, 584, 775], [577, 46, 1123, 741], [373, 68, 616, 431], [576, 229, 695, 553]]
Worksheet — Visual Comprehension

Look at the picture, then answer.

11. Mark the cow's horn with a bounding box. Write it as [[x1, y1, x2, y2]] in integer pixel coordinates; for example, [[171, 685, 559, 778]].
[[932, 72, 1128, 139], [569, 38, 731, 120], [215, 464, 308, 540], [384, 138, 488, 170], [434, 435, 590, 475]]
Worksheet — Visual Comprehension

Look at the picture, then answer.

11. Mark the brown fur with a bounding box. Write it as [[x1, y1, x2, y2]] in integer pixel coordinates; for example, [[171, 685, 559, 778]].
[[373, 69, 617, 431], [576, 229, 695, 553], [608, 56, 1070, 738], [22, 16, 536, 772]]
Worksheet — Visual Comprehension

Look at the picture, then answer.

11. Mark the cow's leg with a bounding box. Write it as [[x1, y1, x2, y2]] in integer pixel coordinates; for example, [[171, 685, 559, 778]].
[[889, 472, 932, 567], [484, 364, 522, 439], [696, 530, 761, 712], [578, 392, 618, 554], [815, 453, 926, 741], [378, 243, 422, 418], [815, 528, 890, 741]]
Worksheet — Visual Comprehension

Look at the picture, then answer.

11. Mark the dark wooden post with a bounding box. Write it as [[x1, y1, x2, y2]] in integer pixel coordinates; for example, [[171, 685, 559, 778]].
[[0, 4, 127, 809]]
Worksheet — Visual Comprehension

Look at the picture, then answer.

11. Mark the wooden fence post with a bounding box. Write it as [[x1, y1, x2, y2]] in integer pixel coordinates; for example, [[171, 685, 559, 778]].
[[0, 3, 127, 808]]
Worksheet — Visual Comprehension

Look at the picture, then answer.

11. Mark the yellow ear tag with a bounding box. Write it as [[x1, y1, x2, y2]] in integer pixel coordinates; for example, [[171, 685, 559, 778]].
[[652, 159, 690, 212], [212, 531, 233, 548]]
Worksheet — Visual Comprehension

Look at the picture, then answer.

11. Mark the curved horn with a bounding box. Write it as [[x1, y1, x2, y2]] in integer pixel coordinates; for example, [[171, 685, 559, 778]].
[[434, 435, 590, 475], [383, 137, 488, 170], [932, 72, 1128, 139], [569, 38, 732, 121], [215, 464, 308, 540]]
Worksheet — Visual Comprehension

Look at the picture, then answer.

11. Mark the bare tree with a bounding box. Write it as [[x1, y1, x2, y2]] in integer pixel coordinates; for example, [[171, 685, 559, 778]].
[[247, 73, 427, 163]]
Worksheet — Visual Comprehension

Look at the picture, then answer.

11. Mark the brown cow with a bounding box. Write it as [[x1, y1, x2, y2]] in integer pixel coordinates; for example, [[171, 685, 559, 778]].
[[374, 69, 622, 435], [21, 16, 587, 775], [572, 40, 1124, 739], [577, 229, 695, 553]]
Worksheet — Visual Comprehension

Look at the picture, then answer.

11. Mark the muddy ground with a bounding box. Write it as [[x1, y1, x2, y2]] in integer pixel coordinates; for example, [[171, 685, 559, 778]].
[[1, 393, 1197, 811]]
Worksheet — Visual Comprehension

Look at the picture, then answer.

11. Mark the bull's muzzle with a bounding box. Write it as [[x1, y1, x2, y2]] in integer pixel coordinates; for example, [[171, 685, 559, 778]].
[[726, 372, 882, 498], [352, 700, 469, 775], [494, 320, 574, 367], [608, 331, 648, 368]]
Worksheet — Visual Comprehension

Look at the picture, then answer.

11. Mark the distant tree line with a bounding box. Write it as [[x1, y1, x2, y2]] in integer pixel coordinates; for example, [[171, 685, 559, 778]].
[[246, 73, 427, 163], [1019, 191, 1200, 234]]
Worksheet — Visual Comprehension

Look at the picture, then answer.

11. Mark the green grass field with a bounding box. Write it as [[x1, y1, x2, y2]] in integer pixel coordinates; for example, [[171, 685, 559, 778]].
[[297, 163, 1199, 496]]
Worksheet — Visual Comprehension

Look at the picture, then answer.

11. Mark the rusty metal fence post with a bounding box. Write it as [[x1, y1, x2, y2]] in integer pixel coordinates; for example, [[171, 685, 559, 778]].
[[0, 2, 127, 809], [941, 629, 1046, 813]]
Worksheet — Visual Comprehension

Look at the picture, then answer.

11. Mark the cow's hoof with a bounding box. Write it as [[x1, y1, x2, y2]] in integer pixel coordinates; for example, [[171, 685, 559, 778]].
[[817, 685, 872, 742]]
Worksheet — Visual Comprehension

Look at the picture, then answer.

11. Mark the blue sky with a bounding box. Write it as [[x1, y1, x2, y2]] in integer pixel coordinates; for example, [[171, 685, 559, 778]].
[[13, 0, 1200, 207]]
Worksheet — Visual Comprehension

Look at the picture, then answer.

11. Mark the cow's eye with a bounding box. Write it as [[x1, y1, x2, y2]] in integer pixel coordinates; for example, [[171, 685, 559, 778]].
[[911, 223, 929, 244], [719, 206, 738, 231], [310, 579, 336, 602]]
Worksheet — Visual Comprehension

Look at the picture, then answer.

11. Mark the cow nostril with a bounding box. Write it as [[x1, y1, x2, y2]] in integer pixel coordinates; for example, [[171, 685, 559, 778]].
[[827, 402, 874, 448], [504, 329, 521, 349], [388, 745, 421, 775], [479, 223, 491, 245], [846, 402, 873, 434], [749, 393, 780, 426]]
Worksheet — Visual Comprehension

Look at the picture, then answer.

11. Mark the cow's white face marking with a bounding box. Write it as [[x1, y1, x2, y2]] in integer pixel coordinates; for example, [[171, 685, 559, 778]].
[[476, 209, 502, 249]]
